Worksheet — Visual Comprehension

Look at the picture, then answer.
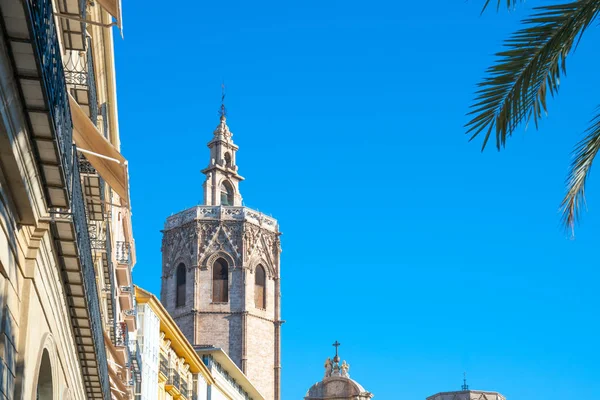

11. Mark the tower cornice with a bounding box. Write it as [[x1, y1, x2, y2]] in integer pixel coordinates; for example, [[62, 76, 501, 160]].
[[164, 205, 279, 233]]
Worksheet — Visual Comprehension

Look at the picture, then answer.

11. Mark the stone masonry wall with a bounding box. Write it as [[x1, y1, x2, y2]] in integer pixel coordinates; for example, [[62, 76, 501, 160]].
[[245, 315, 276, 400]]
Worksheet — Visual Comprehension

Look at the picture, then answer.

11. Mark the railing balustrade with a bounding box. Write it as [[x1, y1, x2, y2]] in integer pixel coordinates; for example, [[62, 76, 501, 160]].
[[168, 369, 181, 391], [28, 0, 73, 197], [180, 380, 188, 398], [116, 241, 131, 265], [159, 354, 169, 377], [70, 152, 110, 398]]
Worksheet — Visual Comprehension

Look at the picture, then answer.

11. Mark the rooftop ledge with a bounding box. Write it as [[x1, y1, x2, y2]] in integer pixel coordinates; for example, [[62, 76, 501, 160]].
[[164, 206, 279, 233]]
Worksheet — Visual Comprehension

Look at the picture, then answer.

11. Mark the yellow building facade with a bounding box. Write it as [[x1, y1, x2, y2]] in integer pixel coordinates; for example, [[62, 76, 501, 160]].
[[136, 286, 265, 400], [136, 286, 215, 400]]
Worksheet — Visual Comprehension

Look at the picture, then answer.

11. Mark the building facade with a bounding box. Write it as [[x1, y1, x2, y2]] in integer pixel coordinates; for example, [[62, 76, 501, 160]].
[[0, 0, 138, 398], [160, 113, 283, 400], [136, 285, 216, 400], [196, 347, 264, 400]]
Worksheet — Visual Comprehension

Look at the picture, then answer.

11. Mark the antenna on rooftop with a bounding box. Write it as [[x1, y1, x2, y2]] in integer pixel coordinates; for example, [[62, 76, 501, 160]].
[[461, 372, 469, 391]]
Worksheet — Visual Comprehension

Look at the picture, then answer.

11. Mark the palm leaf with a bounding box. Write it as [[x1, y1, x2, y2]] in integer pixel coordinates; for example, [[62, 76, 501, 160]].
[[466, 1, 600, 151], [561, 108, 600, 231], [482, 0, 525, 12]]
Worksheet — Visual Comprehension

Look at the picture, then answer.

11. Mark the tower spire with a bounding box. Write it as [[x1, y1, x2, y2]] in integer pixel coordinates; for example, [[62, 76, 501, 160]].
[[201, 84, 244, 206], [219, 81, 227, 120]]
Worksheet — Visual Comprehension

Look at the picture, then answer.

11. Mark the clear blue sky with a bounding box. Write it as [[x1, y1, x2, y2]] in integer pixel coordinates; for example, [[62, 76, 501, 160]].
[[115, 1, 600, 398]]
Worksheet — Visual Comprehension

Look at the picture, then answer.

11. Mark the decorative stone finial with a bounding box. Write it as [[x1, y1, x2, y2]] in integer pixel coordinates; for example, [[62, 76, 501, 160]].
[[213, 115, 232, 140], [323, 341, 350, 378]]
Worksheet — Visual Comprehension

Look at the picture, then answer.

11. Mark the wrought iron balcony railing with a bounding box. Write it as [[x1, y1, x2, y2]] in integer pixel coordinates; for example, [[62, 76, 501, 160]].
[[115, 321, 128, 347], [78, 153, 97, 174], [129, 340, 142, 382], [106, 224, 116, 336], [64, 37, 99, 125], [70, 154, 110, 398], [28, 0, 73, 199], [116, 241, 131, 265], [120, 286, 133, 293]]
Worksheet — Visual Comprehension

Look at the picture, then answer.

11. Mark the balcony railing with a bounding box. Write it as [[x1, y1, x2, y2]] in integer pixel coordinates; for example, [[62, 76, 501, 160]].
[[168, 369, 181, 391], [115, 321, 128, 347], [106, 223, 117, 335], [28, 0, 74, 202], [70, 154, 111, 398], [159, 354, 169, 377], [129, 340, 142, 382], [180, 380, 188, 399], [64, 37, 99, 125], [120, 286, 133, 293], [116, 241, 131, 265]]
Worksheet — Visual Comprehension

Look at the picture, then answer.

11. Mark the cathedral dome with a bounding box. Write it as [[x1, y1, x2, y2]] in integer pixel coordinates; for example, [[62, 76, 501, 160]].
[[305, 375, 372, 399], [304, 344, 373, 400]]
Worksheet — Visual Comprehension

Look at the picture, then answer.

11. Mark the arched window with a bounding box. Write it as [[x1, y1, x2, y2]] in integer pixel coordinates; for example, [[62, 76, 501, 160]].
[[224, 152, 232, 168], [220, 181, 234, 206], [212, 258, 229, 302], [36, 349, 53, 399], [255, 265, 266, 309], [176, 263, 186, 308]]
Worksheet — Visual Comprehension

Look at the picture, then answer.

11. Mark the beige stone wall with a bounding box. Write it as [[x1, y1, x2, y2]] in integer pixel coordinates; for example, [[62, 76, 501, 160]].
[[161, 211, 281, 400], [0, 30, 89, 398], [245, 315, 275, 399]]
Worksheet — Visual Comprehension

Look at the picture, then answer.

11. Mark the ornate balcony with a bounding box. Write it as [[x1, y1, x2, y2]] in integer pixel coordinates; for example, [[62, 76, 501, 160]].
[[49, 156, 110, 399], [79, 154, 105, 221], [64, 38, 99, 125], [115, 321, 128, 347], [115, 241, 132, 304], [129, 340, 142, 382], [159, 354, 169, 381], [0, 0, 75, 209], [180, 380, 188, 399], [103, 223, 116, 331], [116, 241, 131, 265], [166, 369, 181, 396]]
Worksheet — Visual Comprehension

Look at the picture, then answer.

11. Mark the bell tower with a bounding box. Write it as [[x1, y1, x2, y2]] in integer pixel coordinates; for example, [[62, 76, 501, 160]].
[[160, 106, 282, 400], [201, 106, 244, 206]]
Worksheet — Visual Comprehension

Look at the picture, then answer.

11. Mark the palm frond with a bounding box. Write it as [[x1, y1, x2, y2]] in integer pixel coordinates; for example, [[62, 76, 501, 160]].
[[561, 108, 600, 231], [482, 0, 525, 12], [466, 1, 600, 150]]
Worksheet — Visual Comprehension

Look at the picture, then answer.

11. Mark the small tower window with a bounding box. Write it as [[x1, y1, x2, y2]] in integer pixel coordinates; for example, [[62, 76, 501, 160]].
[[255, 265, 266, 309], [224, 152, 232, 168], [176, 263, 186, 307], [220, 181, 234, 206], [212, 258, 229, 303]]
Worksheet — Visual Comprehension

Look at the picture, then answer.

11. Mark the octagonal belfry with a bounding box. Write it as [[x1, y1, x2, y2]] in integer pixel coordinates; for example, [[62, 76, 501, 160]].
[[160, 113, 282, 400]]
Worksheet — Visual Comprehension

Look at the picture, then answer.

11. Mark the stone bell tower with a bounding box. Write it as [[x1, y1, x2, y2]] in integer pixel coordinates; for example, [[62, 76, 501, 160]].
[[160, 108, 282, 400]]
